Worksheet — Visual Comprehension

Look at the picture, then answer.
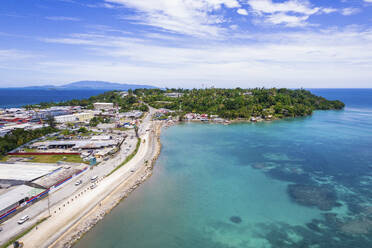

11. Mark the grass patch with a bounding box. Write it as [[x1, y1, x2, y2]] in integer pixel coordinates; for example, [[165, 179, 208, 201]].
[[107, 138, 141, 177], [0, 217, 48, 248], [2, 154, 88, 164], [22, 148, 38, 152]]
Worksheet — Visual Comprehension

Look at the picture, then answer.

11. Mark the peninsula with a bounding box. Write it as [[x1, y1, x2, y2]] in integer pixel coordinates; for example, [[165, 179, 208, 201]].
[[0, 88, 344, 248]]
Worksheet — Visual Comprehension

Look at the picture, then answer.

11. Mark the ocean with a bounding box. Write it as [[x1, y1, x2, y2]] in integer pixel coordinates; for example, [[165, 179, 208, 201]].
[[0, 89, 108, 108], [71, 89, 370, 248]]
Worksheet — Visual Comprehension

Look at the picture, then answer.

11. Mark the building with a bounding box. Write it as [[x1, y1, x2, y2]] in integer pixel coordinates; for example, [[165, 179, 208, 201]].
[[164, 92, 184, 98], [54, 112, 94, 123], [122, 110, 143, 119], [93, 102, 114, 110], [31, 139, 118, 150], [119, 91, 129, 97], [0, 162, 61, 183], [0, 185, 45, 221], [75, 112, 94, 122]]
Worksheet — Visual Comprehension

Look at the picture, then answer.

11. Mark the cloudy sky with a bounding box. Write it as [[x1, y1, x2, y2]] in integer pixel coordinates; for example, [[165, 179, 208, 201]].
[[0, 0, 372, 88]]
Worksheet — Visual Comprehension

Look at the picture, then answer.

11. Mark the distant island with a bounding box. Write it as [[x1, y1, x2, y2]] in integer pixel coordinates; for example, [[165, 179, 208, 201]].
[[4, 81, 157, 91], [27, 87, 345, 121]]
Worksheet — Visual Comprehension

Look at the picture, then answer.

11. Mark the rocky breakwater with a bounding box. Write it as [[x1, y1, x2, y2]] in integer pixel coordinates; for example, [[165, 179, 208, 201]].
[[52, 123, 164, 248]]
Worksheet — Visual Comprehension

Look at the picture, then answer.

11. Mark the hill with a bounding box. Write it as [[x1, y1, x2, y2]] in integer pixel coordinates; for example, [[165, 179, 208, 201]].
[[7, 81, 157, 90], [59, 81, 156, 90]]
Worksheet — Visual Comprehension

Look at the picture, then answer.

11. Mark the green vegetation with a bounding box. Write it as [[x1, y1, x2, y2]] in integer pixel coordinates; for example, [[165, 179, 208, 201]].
[[23, 87, 344, 122], [1, 154, 87, 164], [0, 217, 49, 248], [135, 88, 345, 119], [89, 116, 111, 127], [25, 90, 148, 113], [107, 138, 141, 176], [77, 127, 88, 133], [0, 127, 57, 157]]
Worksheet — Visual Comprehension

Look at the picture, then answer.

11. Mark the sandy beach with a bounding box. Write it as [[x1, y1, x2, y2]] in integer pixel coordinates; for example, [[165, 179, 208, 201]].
[[18, 120, 163, 248]]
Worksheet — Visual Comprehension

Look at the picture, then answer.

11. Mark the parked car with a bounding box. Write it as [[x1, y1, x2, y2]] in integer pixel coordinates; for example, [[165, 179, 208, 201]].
[[17, 215, 29, 225], [75, 180, 82, 186], [90, 184, 97, 189], [91, 176, 98, 182]]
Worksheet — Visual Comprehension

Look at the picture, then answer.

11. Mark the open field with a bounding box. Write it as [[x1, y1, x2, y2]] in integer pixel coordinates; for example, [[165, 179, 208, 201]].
[[0, 154, 87, 164]]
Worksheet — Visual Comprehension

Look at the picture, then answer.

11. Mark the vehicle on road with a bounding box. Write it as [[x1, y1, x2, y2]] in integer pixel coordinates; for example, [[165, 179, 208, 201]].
[[13, 241, 24, 248], [75, 180, 82, 186], [91, 175, 98, 182], [17, 215, 29, 225], [90, 184, 97, 189], [0, 226, 3, 232]]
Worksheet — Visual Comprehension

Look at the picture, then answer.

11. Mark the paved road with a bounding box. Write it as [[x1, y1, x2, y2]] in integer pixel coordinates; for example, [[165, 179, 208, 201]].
[[0, 129, 139, 245], [20, 110, 159, 247]]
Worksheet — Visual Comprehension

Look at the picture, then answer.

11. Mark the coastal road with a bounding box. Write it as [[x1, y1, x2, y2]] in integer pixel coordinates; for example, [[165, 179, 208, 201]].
[[0, 131, 138, 246], [19, 116, 158, 247]]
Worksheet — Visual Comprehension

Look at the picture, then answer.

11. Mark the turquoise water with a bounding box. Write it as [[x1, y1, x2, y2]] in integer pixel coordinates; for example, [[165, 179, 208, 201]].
[[76, 89, 372, 248]]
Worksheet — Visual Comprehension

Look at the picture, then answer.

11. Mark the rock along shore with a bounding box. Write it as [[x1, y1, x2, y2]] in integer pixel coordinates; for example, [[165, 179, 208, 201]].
[[52, 122, 163, 248]]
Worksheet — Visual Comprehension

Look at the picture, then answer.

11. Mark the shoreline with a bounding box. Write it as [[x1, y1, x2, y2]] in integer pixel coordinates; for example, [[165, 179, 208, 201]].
[[52, 122, 163, 248], [18, 121, 164, 248]]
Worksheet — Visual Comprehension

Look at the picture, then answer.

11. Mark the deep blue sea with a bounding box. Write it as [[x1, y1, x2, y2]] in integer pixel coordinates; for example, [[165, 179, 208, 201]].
[[69, 89, 370, 248], [0, 89, 108, 108]]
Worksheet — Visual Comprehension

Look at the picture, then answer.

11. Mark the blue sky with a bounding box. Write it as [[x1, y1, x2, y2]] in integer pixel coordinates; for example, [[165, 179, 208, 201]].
[[0, 0, 371, 88]]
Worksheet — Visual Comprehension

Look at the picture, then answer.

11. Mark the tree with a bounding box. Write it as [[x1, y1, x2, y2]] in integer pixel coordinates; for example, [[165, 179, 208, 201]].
[[46, 115, 57, 128]]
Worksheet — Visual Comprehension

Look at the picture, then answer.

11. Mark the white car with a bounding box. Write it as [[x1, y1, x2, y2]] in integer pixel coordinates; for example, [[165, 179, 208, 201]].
[[17, 215, 29, 225], [75, 180, 82, 186]]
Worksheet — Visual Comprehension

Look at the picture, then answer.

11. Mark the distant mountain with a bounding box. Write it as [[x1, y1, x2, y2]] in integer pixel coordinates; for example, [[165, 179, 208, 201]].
[[59, 81, 157, 90], [6, 81, 157, 91]]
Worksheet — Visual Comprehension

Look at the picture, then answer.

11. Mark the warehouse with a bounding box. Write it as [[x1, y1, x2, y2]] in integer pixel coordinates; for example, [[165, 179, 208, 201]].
[[31, 140, 118, 150], [0, 185, 45, 221], [0, 162, 60, 183]]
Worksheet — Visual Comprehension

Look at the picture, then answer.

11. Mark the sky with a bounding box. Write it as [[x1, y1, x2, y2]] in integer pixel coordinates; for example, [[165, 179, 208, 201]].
[[0, 0, 372, 88]]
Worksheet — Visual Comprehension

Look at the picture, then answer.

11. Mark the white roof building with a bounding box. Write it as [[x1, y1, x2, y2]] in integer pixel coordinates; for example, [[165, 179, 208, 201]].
[[93, 102, 114, 110], [0, 162, 60, 182], [0, 185, 44, 216]]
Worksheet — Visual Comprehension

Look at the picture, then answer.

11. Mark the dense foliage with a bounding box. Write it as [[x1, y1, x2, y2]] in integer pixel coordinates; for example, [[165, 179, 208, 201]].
[[135, 88, 345, 119], [24, 90, 148, 113], [0, 126, 57, 156], [89, 116, 111, 127]]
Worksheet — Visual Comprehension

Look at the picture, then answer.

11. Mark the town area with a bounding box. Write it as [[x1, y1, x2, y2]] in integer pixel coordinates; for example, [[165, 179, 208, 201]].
[[0, 93, 150, 247]]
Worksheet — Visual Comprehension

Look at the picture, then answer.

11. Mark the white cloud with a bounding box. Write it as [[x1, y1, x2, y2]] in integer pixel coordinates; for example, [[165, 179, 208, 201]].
[[45, 16, 81, 21], [341, 8, 360, 16], [265, 12, 309, 27], [321, 8, 338, 14], [237, 8, 248, 15], [0, 49, 36, 60], [29, 27, 372, 88], [104, 0, 241, 37], [246, 0, 346, 27], [247, 0, 319, 15]]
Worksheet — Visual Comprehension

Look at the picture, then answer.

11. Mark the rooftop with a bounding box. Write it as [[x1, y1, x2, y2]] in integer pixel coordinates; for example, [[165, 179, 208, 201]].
[[0, 162, 60, 181], [0, 185, 44, 211]]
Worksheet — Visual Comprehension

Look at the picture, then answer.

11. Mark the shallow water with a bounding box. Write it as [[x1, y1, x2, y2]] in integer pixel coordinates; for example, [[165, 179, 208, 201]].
[[76, 89, 372, 248]]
